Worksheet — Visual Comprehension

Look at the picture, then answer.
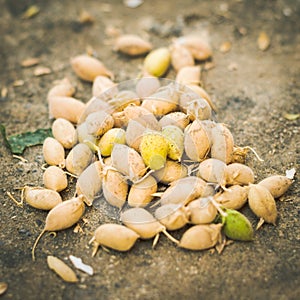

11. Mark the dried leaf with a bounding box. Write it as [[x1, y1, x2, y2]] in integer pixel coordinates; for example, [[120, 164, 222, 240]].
[[0, 282, 8, 296], [1, 86, 8, 98], [13, 80, 25, 87], [22, 5, 40, 19], [69, 255, 94, 275], [79, 10, 95, 24], [219, 41, 231, 53], [34, 66, 51, 76], [47, 255, 78, 283], [283, 113, 300, 120], [21, 57, 40, 67], [0, 124, 52, 154], [257, 32, 270, 51]]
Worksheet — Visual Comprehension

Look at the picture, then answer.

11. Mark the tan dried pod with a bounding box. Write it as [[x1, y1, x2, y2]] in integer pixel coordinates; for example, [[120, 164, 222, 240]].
[[114, 34, 152, 56], [48, 96, 86, 124], [248, 184, 277, 226], [214, 185, 249, 210], [32, 196, 85, 260], [47, 78, 75, 99], [52, 118, 77, 149], [65, 143, 94, 176], [128, 175, 157, 207], [184, 120, 211, 162], [184, 84, 216, 112], [23, 186, 62, 210], [102, 169, 128, 208], [78, 96, 113, 124], [186, 98, 212, 121], [70, 54, 114, 82], [43, 137, 65, 168], [111, 144, 147, 181], [85, 111, 114, 137], [141, 83, 179, 116], [170, 43, 194, 72], [197, 158, 226, 184], [160, 176, 215, 206], [135, 76, 161, 98], [76, 122, 98, 146], [175, 65, 201, 85], [187, 197, 218, 224], [178, 223, 222, 251], [153, 160, 188, 184], [43, 166, 68, 192], [121, 208, 179, 245], [222, 163, 255, 187], [159, 111, 190, 130], [47, 255, 78, 283], [125, 119, 146, 151], [155, 204, 189, 231], [89, 224, 139, 255], [76, 161, 103, 206], [258, 175, 293, 198], [92, 75, 116, 98], [210, 123, 234, 164], [175, 36, 212, 61]]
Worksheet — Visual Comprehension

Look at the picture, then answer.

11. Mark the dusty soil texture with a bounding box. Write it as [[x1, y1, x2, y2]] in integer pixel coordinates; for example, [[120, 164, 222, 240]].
[[0, 0, 299, 299]]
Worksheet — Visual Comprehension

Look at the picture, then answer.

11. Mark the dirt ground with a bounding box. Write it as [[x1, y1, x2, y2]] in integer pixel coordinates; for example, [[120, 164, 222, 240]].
[[0, 0, 299, 299]]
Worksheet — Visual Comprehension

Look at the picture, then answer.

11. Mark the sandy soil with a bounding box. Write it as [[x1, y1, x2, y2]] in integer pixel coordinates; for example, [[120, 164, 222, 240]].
[[0, 0, 299, 299]]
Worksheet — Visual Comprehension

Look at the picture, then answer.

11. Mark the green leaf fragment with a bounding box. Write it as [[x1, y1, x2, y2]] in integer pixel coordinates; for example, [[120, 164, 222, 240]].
[[0, 124, 52, 154], [222, 208, 254, 241]]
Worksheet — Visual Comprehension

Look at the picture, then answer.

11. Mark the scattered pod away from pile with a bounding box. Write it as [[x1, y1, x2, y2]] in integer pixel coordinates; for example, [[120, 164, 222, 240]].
[[153, 160, 188, 184], [222, 208, 254, 241], [135, 76, 160, 98], [92, 75, 116, 98], [48, 96, 86, 124], [111, 144, 147, 181], [160, 176, 215, 206], [102, 169, 128, 208], [222, 163, 255, 187], [248, 184, 277, 227], [170, 43, 194, 72], [52, 118, 77, 149], [90, 224, 139, 256], [197, 158, 226, 185], [128, 175, 157, 207], [85, 111, 114, 137], [155, 203, 189, 231], [143, 47, 171, 77], [121, 208, 179, 245], [43, 165, 68, 192], [140, 131, 169, 170], [76, 161, 103, 206], [210, 123, 234, 164], [175, 35, 212, 61], [98, 128, 126, 156], [70, 54, 114, 82], [43, 137, 65, 168], [186, 197, 218, 225], [162, 125, 184, 161], [114, 34, 152, 56], [23, 186, 62, 210], [214, 185, 249, 210], [65, 143, 94, 176], [159, 111, 190, 130], [184, 120, 211, 162], [47, 78, 75, 99], [178, 223, 222, 251], [175, 65, 201, 86], [32, 196, 85, 260], [258, 175, 293, 198]]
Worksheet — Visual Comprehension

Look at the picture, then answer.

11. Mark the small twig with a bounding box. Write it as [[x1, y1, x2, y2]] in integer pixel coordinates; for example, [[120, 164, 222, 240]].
[[6, 191, 23, 207], [12, 155, 28, 163]]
